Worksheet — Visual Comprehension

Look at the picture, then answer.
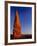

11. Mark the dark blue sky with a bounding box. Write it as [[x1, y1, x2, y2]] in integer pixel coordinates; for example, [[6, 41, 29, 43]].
[[10, 6, 32, 34]]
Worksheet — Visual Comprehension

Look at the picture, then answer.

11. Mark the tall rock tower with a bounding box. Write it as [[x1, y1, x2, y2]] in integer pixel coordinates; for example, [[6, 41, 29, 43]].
[[13, 10, 21, 39]]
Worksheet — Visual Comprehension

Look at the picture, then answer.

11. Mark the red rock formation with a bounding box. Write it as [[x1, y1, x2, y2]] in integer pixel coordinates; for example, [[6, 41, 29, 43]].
[[13, 10, 21, 39]]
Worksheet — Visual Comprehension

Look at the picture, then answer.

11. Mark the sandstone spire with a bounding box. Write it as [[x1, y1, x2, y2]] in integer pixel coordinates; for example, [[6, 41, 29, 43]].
[[13, 10, 21, 39]]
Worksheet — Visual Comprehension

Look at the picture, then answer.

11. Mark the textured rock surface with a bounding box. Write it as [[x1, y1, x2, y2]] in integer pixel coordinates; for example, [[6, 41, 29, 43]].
[[13, 10, 21, 39]]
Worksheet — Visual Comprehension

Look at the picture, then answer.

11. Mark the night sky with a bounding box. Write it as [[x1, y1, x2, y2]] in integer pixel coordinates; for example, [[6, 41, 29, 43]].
[[10, 6, 32, 34]]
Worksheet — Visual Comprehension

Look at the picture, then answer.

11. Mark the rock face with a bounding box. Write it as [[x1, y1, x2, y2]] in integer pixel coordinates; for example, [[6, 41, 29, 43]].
[[13, 10, 21, 39]]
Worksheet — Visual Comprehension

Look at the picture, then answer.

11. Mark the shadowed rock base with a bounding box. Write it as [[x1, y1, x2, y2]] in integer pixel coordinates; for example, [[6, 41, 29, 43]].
[[10, 34, 32, 39]]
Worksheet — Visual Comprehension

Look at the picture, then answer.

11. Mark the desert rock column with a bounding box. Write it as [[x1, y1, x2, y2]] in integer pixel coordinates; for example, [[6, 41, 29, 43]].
[[13, 10, 21, 39]]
